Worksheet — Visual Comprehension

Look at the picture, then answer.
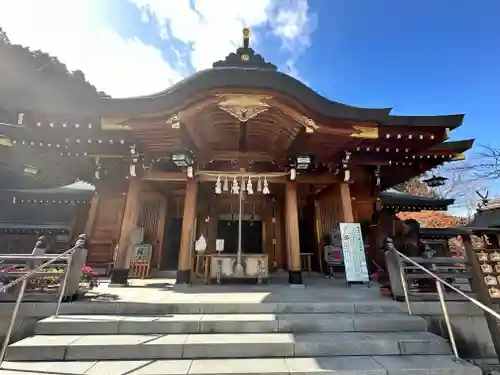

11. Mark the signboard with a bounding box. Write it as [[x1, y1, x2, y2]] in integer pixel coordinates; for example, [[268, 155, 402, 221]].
[[216, 239, 225, 252], [133, 244, 152, 261], [325, 230, 343, 266], [339, 223, 369, 283], [324, 245, 343, 266]]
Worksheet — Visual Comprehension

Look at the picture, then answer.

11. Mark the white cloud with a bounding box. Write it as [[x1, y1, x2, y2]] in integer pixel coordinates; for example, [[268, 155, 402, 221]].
[[0, 0, 315, 98], [129, 0, 315, 75], [0, 0, 181, 98]]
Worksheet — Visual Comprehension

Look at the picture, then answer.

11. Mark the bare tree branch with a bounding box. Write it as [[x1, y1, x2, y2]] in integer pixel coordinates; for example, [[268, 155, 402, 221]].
[[450, 144, 500, 180]]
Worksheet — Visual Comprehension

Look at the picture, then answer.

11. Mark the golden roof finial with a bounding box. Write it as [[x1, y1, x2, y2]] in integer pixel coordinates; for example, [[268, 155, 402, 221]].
[[243, 28, 250, 49]]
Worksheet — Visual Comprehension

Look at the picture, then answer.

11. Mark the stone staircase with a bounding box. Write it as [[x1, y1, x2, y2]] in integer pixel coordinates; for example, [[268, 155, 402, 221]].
[[2, 301, 481, 375]]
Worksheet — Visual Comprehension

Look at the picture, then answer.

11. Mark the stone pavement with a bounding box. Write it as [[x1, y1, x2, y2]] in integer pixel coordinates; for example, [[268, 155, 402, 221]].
[[88, 275, 389, 304]]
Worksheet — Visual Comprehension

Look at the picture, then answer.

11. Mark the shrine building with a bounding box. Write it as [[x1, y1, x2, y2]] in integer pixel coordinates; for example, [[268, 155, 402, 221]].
[[0, 29, 473, 286]]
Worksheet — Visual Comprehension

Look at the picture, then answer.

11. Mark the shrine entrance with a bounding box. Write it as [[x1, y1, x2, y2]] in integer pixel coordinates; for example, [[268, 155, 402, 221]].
[[217, 218, 263, 255]]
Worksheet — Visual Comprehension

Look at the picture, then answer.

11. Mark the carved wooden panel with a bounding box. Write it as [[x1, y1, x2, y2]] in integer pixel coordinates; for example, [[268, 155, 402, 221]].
[[314, 192, 342, 264], [136, 192, 167, 268], [316, 196, 342, 233]]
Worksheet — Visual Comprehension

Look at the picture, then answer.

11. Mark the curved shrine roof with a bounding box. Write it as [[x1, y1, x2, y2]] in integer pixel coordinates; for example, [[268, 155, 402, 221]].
[[380, 189, 454, 211], [94, 68, 464, 130]]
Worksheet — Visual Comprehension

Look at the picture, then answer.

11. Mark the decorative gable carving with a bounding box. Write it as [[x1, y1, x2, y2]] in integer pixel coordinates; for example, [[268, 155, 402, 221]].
[[212, 28, 277, 71]]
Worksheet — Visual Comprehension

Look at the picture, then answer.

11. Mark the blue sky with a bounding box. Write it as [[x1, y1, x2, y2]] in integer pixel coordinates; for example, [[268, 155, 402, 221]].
[[105, 0, 500, 146], [0, 0, 498, 212]]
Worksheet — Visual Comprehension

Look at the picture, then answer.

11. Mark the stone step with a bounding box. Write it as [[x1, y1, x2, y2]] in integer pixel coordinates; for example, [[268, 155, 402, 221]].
[[0, 355, 481, 375], [6, 332, 451, 361], [36, 300, 408, 315], [34, 313, 427, 335]]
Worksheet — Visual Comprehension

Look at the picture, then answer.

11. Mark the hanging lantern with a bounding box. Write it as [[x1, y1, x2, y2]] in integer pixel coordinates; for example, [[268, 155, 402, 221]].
[[423, 175, 448, 187], [215, 176, 222, 194], [257, 177, 262, 192], [247, 177, 253, 194], [223, 176, 229, 192], [262, 177, 270, 195]]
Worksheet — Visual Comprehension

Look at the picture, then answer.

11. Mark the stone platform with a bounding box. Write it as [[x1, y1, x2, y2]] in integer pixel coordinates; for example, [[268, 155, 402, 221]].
[[0, 276, 482, 375]]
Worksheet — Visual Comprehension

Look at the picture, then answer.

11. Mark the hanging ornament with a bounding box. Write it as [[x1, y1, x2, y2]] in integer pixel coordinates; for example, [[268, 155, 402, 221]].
[[223, 176, 229, 192], [247, 176, 254, 194], [257, 176, 262, 192], [232, 177, 240, 195], [344, 169, 350, 182], [215, 176, 222, 194], [94, 157, 101, 180], [374, 166, 381, 187], [263, 177, 270, 195]]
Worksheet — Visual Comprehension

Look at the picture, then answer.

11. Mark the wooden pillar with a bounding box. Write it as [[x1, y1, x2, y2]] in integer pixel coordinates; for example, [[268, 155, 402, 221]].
[[111, 177, 142, 285], [84, 194, 100, 237], [285, 182, 302, 285], [338, 183, 354, 222], [177, 179, 198, 284]]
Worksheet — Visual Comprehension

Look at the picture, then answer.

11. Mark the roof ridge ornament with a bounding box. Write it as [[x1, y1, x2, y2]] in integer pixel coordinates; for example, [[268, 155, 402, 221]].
[[212, 28, 278, 71]]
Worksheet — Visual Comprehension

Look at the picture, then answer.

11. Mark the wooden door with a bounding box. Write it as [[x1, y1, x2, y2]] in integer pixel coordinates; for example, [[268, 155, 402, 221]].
[[161, 218, 183, 270]]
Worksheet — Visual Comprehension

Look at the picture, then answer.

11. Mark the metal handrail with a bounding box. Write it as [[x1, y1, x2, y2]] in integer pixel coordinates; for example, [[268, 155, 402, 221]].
[[393, 247, 500, 361], [0, 235, 87, 366]]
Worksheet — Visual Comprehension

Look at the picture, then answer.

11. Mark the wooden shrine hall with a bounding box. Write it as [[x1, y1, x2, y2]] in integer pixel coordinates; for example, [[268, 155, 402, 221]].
[[0, 28, 473, 286]]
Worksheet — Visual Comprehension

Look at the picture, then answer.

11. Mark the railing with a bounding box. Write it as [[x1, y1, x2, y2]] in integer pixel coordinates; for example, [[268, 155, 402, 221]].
[[0, 234, 87, 366], [385, 237, 500, 361]]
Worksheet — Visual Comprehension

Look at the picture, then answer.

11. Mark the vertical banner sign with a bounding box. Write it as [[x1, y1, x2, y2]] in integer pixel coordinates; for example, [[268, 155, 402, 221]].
[[339, 223, 369, 283]]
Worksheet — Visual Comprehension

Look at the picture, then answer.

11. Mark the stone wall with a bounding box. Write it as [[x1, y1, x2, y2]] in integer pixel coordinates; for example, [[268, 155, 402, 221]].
[[411, 301, 499, 365]]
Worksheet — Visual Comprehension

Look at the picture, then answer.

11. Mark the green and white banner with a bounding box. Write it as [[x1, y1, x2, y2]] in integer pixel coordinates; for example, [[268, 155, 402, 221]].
[[339, 223, 369, 283]]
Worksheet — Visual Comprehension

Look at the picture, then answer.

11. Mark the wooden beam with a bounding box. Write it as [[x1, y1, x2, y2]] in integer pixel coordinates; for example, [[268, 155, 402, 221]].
[[142, 171, 188, 182], [143, 170, 341, 184], [205, 150, 280, 162]]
